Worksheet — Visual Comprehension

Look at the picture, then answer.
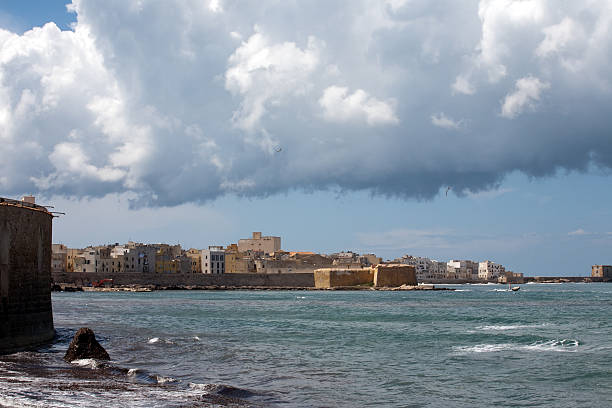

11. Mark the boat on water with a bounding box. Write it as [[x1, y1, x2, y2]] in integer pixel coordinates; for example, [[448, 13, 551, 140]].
[[510, 284, 520, 292]]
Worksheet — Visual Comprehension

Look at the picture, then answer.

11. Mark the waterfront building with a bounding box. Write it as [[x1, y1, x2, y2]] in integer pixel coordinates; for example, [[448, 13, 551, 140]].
[[52, 244, 68, 273], [185, 248, 202, 273], [401, 256, 448, 280], [202, 246, 225, 274], [478, 261, 505, 280], [447, 260, 479, 280], [238, 232, 281, 254], [592, 265, 612, 279], [75, 248, 97, 273], [123, 245, 157, 273]]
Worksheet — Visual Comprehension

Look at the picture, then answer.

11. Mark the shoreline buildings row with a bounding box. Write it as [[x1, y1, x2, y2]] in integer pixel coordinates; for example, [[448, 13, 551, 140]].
[[52, 232, 527, 283]]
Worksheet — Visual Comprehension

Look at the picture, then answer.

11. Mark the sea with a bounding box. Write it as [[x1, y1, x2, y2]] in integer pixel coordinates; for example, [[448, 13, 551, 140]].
[[1, 283, 611, 407]]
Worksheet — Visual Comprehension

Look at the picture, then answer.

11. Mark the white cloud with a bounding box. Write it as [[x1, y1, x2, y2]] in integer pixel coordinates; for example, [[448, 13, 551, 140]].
[[536, 17, 577, 58], [1, 1, 612, 206], [225, 29, 320, 132], [501, 76, 550, 118], [319, 86, 398, 125], [431, 112, 461, 130], [568, 228, 588, 236], [452, 75, 476, 95], [209, 0, 223, 13]]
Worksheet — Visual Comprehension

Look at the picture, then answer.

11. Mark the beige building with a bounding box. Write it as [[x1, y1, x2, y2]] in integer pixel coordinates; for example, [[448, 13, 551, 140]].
[[51, 244, 68, 273], [185, 248, 202, 273], [592, 265, 612, 278], [238, 232, 281, 254]]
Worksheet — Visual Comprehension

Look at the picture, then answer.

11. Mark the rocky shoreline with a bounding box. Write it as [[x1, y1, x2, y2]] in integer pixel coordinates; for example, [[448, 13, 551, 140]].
[[52, 283, 455, 292]]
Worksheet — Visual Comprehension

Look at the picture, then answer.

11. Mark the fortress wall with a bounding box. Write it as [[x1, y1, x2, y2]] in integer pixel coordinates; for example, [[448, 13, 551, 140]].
[[313, 268, 373, 288], [52, 271, 316, 288], [373, 265, 417, 287], [0, 201, 54, 353]]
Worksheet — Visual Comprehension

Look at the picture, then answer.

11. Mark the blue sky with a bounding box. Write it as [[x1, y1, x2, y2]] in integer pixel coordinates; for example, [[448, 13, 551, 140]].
[[1, 1, 611, 276]]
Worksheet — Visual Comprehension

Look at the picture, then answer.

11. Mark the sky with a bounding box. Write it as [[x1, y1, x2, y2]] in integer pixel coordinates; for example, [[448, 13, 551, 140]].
[[1, 0, 611, 276]]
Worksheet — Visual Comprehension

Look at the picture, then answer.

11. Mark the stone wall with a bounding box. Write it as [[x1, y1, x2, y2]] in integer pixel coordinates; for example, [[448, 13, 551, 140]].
[[0, 200, 54, 353], [373, 265, 417, 287], [313, 268, 373, 288], [52, 271, 315, 288]]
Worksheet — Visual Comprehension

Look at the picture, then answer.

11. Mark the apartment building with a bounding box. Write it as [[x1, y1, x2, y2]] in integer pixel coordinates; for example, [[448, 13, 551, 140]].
[[202, 246, 225, 274]]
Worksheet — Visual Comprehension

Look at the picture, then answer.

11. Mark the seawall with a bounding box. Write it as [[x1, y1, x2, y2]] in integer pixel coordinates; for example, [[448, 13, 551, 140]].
[[52, 271, 316, 288], [0, 198, 55, 353]]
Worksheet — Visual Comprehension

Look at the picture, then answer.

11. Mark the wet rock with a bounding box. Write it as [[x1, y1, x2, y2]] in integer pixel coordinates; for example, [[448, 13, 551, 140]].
[[64, 328, 110, 362]]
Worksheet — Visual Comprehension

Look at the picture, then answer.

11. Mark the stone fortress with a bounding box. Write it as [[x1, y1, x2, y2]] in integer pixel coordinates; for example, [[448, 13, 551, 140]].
[[0, 196, 55, 353]]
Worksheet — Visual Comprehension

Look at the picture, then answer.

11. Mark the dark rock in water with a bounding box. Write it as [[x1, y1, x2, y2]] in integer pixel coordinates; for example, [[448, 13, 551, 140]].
[[64, 328, 110, 362]]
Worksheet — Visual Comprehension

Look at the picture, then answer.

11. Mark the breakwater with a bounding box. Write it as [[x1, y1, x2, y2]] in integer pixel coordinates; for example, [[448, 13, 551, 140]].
[[52, 271, 316, 288], [0, 198, 55, 353]]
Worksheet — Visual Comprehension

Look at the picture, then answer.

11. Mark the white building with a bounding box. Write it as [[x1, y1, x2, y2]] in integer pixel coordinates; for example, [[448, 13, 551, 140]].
[[401, 256, 448, 280], [478, 261, 505, 280], [447, 260, 479, 280], [202, 246, 225, 274]]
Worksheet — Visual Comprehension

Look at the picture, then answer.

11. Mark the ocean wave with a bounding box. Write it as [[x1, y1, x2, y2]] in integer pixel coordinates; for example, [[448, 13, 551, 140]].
[[147, 337, 174, 345], [193, 336, 201, 341], [454, 339, 580, 354], [477, 323, 549, 331], [453, 289, 472, 292], [188, 383, 257, 398], [70, 359, 102, 369], [155, 375, 178, 384]]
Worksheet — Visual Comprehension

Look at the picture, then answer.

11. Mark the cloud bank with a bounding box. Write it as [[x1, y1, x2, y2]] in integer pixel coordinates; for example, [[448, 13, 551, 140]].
[[1, 0, 612, 206]]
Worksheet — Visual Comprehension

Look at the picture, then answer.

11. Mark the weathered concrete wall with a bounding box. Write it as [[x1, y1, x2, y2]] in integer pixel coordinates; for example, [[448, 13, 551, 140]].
[[52, 271, 315, 288], [314, 268, 373, 288], [373, 265, 417, 287], [0, 201, 54, 353]]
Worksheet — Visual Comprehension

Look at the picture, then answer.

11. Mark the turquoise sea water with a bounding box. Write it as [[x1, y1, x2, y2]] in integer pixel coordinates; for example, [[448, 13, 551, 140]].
[[1, 283, 611, 407]]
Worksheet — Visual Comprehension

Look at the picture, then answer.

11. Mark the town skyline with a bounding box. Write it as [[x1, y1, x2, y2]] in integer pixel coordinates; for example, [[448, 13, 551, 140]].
[[2, 1, 612, 277]]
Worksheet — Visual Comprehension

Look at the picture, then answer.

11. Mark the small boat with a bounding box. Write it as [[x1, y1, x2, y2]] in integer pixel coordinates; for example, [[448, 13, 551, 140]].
[[511, 286, 520, 292]]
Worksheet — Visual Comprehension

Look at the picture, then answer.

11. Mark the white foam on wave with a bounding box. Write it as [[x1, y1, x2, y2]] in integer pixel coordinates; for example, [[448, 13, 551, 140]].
[[188, 382, 212, 393], [477, 323, 549, 331], [453, 289, 472, 292], [156, 375, 178, 384], [454, 339, 580, 354], [127, 368, 139, 376], [148, 337, 159, 344], [296, 296, 307, 299], [70, 359, 100, 369], [523, 339, 579, 351], [193, 336, 201, 341]]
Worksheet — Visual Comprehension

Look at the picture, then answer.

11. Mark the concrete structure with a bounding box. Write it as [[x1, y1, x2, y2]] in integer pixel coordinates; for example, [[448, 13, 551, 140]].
[[202, 246, 225, 274], [1, 197, 55, 353], [314, 267, 373, 288], [478, 261, 505, 280], [591, 265, 612, 279], [372, 264, 417, 287], [238, 232, 281, 254]]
